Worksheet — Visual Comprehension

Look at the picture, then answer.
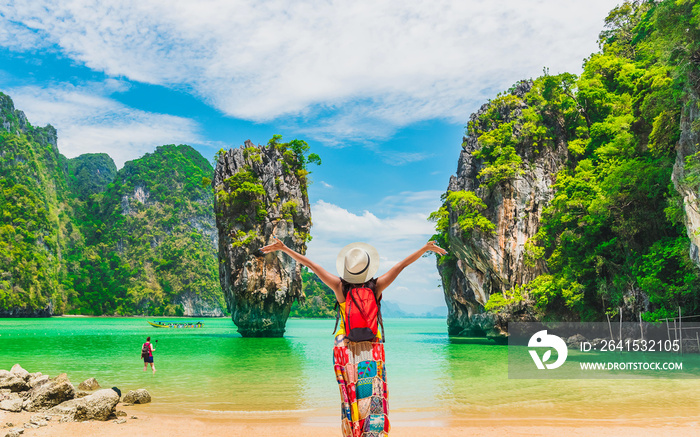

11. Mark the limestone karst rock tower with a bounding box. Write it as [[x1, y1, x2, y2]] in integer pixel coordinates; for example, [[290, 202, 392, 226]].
[[214, 138, 313, 337]]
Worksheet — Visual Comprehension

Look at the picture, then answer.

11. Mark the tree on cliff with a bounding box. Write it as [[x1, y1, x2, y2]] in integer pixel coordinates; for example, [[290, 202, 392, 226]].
[[433, 0, 700, 326]]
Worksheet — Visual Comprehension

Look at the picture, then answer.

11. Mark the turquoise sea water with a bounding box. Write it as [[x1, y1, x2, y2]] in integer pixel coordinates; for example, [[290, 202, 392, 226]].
[[1, 317, 700, 425]]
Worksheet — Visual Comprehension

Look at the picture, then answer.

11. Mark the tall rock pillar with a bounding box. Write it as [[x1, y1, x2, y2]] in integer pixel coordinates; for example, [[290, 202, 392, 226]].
[[214, 139, 312, 337]]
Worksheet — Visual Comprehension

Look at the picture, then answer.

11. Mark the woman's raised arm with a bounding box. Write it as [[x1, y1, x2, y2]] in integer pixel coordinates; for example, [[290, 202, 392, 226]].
[[375, 241, 446, 297], [261, 237, 344, 302]]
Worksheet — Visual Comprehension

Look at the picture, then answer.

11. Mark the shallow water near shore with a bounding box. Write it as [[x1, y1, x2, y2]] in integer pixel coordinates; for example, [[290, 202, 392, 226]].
[[1, 317, 700, 425]]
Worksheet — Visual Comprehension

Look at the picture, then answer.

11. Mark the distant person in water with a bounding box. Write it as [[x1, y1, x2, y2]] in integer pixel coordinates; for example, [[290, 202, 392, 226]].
[[261, 237, 446, 437], [142, 336, 156, 374]]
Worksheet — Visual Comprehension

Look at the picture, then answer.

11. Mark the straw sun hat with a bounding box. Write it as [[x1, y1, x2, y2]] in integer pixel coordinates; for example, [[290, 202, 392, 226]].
[[336, 242, 380, 284]]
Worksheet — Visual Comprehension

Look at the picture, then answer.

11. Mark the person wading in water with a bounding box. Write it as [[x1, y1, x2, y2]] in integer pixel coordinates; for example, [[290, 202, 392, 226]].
[[142, 336, 156, 374], [261, 237, 446, 436]]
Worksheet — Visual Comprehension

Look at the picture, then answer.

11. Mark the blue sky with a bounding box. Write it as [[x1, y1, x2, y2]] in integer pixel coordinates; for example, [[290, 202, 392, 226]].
[[0, 0, 620, 312]]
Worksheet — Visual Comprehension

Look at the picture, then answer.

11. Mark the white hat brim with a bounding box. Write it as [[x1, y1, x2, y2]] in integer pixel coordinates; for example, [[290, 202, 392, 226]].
[[336, 242, 380, 284]]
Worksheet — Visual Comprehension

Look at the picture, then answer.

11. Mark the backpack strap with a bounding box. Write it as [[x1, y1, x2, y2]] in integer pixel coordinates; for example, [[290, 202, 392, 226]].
[[333, 301, 341, 335], [377, 295, 385, 343]]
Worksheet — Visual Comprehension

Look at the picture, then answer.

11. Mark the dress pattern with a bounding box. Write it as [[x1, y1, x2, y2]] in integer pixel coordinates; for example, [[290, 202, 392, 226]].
[[333, 333, 390, 436]]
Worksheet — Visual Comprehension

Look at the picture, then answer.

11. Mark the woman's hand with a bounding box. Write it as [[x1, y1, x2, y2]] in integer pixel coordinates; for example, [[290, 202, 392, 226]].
[[424, 241, 447, 255], [261, 237, 286, 254]]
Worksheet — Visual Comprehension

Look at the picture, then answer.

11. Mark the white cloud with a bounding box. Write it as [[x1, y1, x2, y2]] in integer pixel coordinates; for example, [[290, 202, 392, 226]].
[[312, 200, 435, 240], [0, 0, 619, 144], [7, 82, 205, 168], [305, 192, 446, 307]]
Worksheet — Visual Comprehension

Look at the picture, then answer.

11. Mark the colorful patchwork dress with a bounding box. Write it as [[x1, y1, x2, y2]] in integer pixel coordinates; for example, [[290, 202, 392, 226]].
[[333, 279, 390, 436]]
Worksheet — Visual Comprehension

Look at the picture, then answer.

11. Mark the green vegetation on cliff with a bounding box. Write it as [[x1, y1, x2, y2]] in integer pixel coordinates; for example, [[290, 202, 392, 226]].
[[0, 93, 70, 315], [66, 153, 117, 199], [435, 0, 700, 322], [290, 267, 336, 318], [0, 91, 225, 316], [66, 144, 223, 316]]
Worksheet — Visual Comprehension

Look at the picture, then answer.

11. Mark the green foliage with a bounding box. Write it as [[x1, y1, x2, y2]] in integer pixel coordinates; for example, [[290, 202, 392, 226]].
[[265, 135, 321, 195], [0, 92, 227, 317], [229, 230, 258, 248], [66, 153, 117, 199], [437, 1, 700, 323], [484, 286, 525, 312], [683, 152, 700, 191], [0, 108, 69, 314], [429, 190, 495, 239], [65, 144, 223, 316], [289, 267, 336, 318], [216, 169, 267, 223], [281, 199, 300, 220], [468, 74, 588, 187], [429, 189, 493, 294], [243, 146, 262, 163], [517, 0, 700, 321], [469, 94, 524, 186]]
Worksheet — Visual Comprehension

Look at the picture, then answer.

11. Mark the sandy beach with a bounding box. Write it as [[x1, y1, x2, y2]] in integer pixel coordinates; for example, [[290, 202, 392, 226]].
[[3, 407, 700, 437]]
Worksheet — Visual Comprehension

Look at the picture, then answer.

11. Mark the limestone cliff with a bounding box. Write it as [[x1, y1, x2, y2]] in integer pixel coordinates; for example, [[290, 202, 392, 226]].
[[0, 92, 64, 316], [438, 81, 568, 338], [90, 144, 224, 317], [214, 139, 312, 337], [672, 92, 700, 269]]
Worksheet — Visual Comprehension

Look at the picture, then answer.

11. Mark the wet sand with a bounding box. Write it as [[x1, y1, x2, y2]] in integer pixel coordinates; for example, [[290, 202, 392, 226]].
[[3, 408, 700, 437]]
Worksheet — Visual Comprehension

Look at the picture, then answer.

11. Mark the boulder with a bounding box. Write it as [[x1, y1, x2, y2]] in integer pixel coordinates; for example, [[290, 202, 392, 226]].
[[28, 375, 49, 389], [0, 392, 22, 412], [22, 373, 75, 412], [26, 415, 49, 428], [49, 389, 119, 422], [0, 370, 29, 393], [4, 428, 24, 437], [77, 378, 100, 391], [10, 365, 29, 381], [122, 389, 151, 404]]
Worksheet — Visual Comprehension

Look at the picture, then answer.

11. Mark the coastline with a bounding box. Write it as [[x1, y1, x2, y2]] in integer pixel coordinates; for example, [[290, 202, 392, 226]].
[[3, 408, 699, 437]]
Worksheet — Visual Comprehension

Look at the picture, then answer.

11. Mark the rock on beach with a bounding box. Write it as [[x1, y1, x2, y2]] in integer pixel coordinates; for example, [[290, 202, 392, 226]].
[[49, 389, 120, 421], [0, 364, 152, 430], [77, 377, 101, 391], [122, 389, 151, 404]]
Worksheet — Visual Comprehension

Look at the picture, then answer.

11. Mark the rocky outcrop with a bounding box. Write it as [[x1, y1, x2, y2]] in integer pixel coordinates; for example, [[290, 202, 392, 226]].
[[49, 389, 119, 421], [0, 392, 23, 412], [439, 81, 567, 338], [122, 389, 151, 404], [23, 373, 75, 411], [214, 140, 312, 337], [0, 364, 148, 427], [77, 378, 100, 391], [671, 91, 700, 268], [174, 291, 224, 317], [0, 370, 29, 393]]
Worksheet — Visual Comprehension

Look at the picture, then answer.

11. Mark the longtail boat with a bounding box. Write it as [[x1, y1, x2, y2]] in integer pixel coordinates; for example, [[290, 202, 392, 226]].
[[148, 321, 204, 328]]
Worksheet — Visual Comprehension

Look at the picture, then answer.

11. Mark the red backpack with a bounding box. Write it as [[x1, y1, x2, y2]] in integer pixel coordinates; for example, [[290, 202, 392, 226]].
[[336, 286, 384, 342]]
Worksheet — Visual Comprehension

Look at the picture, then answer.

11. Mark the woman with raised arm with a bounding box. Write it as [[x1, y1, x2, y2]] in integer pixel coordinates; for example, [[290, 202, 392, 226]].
[[261, 237, 446, 437]]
